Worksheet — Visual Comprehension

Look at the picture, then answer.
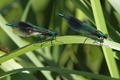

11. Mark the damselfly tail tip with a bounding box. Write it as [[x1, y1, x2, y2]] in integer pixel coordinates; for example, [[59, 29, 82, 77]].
[[6, 23, 12, 26], [57, 13, 64, 17], [6, 23, 16, 27], [57, 13, 69, 19]]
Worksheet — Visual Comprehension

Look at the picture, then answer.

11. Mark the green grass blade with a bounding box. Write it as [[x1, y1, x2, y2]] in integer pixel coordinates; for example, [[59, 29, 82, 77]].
[[108, 0, 120, 13], [90, 0, 119, 78], [71, 0, 94, 22], [0, 36, 120, 64], [21, 1, 31, 21], [0, 67, 119, 80]]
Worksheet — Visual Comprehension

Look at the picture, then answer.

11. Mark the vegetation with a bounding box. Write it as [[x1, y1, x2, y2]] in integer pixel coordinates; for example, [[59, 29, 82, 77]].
[[0, 0, 120, 80]]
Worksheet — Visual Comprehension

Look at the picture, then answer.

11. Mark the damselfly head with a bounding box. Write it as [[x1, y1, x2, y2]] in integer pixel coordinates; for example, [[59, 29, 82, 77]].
[[47, 30, 59, 36], [95, 30, 108, 39]]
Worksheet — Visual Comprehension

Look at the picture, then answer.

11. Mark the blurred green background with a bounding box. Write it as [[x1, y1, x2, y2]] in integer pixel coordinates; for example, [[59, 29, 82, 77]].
[[0, 0, 120, 80]]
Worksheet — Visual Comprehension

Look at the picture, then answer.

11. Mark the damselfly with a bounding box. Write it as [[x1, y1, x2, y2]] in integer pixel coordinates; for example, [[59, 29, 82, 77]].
[[6, 22, 59, 43], [58, 13, 108, 43]]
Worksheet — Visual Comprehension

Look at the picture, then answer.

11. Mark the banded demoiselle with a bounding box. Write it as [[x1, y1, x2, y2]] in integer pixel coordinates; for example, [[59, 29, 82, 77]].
[[6, 22, 59, 42], [58, 13, 108, 43]]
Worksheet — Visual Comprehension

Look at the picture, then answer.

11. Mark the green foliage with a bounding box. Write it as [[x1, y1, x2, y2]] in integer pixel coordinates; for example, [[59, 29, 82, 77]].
[[0, 0, 120, 80]]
